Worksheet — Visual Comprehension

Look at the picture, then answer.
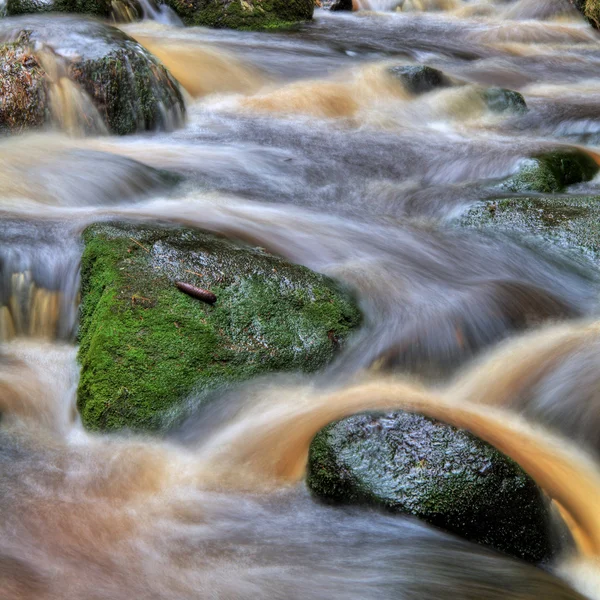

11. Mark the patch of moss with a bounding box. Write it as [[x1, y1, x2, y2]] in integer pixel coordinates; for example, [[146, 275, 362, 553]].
[[161, 0, 313, 29], [77, 223, 361, 432], [495, 149, 598, 194], [307, 411, 555, 564], [6, 0, 112, 16]]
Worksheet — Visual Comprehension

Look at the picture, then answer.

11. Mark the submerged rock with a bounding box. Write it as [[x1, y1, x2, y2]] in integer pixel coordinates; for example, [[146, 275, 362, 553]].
[[78, 223, 361, 432], [308, 411, 556, 563], [161, 0, 314, 29], [0, 33, 48, 134], [387, 65, 452, 95], [481, 87, 527, 115], [495, 149, 598, 194], [0, 16, 185, 135]]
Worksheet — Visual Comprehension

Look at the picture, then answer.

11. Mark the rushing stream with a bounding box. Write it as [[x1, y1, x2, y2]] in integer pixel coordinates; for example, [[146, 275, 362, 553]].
[[2, 1, 600, 598]]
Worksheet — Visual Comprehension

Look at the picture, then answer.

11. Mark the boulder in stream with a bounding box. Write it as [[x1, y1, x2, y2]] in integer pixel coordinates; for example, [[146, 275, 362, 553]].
[[495, 148, 598, 194], [78, 223, 361, 432], [307, 411, 557, 564], [481, 87, 527, 115], [160, 0, 314, 29], [0, 16, 185, 135], [387, 65, 452, 95]]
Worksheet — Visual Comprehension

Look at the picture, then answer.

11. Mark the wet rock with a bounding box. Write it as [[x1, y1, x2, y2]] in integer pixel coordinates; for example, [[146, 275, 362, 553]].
[[161, 0, 314, 29], [0, 33, 48, 134], [78, 223, 361, 432], [0, 16, 185, 135], [570, 0, 600, 28], [307, 411, 556, 564], [481, 87, 527, 115], [321, 0, 353, 10], [461, 194, 600, 260], [495, 148, 598, 194], [387, 65, 452, 95], [6, 0, 111, 17]]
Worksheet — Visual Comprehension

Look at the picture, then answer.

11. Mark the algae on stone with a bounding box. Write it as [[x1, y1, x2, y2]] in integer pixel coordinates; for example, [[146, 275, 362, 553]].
[[78, 223, 360, 433], [307, 411, 555, 564], [161, 0, 313, 29]]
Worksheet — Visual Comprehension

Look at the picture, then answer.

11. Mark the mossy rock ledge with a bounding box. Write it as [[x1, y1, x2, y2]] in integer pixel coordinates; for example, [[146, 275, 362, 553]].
[[0, 16, 185, 135], [160, 0, 314, 29], [77, 223, 361, 432], [307, 411, 556, 564]]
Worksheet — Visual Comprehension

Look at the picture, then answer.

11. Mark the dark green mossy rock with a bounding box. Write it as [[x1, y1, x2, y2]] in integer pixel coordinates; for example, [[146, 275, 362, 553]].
[[77, 223, 361, 433], [0, 16, 185, 135], [0, 34, 48, 134], [6, 0, 111, 17], [461, 195, 600, 259], [161, 0, 313, 29], [482, 87, 527, 115], [307, 411, 555, 564], [495, 149, 598, 194], [387, 65, 452, 95]]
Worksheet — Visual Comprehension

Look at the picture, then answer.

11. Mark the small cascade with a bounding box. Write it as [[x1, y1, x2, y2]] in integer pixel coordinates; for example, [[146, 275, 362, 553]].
[[35, 46, 108, 137], [0, 221, 80, 343]]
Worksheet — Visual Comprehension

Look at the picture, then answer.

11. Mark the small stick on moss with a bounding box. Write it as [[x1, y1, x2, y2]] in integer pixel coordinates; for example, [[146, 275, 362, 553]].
[[176, 281, 217, 305], [184, 269, 204, 278], [129, 237, 150, 253]]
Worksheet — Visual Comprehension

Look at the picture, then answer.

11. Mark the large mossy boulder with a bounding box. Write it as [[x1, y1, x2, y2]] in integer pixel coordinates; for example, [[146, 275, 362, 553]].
[[6, 0, 111, 16], [494, 149, 598, 194], [78, 223, 361, 432], [160, 0, 314, 29], [0, 16, 185, 135], [307, 411, 556, 564], [0, 33, 48, 133]]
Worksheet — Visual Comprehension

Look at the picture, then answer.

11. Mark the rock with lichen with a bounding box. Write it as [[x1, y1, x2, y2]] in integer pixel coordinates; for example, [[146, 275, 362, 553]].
[[0, 33, 48, 134], [0, 16, 185, 135], [308, 411, 558, 564]]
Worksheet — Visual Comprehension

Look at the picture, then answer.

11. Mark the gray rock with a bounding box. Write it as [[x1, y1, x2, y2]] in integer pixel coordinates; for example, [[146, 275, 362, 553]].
[[308, 410, 558, 564]]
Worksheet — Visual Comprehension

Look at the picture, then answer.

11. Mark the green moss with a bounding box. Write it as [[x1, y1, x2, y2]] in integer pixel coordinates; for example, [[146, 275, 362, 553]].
[[161, 0, 313, 29], [6, 0, 111, 16], [307, 411, 555, 564], [77, 223, 361, 432], [495, 149, 598, 194]]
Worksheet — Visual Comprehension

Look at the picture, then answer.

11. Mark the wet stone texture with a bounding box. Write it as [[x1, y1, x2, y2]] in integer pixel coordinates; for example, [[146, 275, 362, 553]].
[[308, 411, 557, 564], [0, 16, 185, 135], [161, 0, 314, 29], [77, 223, 361, 433]]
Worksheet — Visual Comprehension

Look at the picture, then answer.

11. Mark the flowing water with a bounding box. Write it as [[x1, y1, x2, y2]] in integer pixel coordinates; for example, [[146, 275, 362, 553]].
[[2, 0, 600, 598]]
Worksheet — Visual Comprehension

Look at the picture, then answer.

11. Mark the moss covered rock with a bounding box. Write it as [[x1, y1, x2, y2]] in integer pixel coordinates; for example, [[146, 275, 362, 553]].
[[494, 149, 598, 194], [0, 33, 48, 134], [78, 223, 360, 432], [161, 0, 313, 29], [461, 195, 600, 260], [0, 16, 185, 135], [307, 411, 556, 564], [6, 0, 111, 17]]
